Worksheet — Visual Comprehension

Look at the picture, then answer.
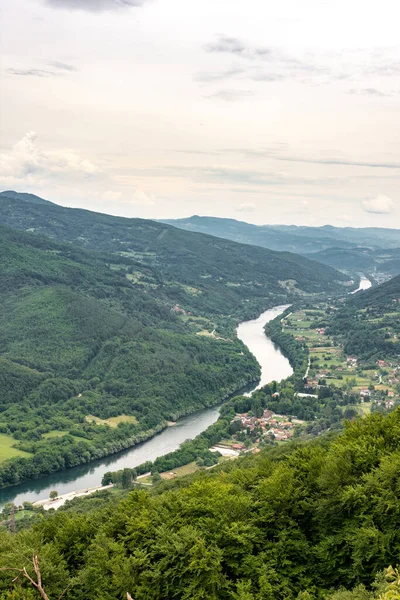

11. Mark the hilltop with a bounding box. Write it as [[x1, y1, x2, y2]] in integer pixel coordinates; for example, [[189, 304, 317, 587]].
[[0, 190, 55, 206]]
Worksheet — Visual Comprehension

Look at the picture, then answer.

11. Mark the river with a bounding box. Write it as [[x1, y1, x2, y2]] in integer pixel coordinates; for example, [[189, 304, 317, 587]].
[[0, 304, 292, 509], [351, 276, 372, 293]]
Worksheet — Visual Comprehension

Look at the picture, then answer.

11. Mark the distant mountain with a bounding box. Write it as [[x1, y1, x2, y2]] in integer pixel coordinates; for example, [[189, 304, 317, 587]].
[[0, 190, 55, 206], [162, 216, 400, 252], [161, 216, 400, 277], [0, 193, 349, 313], [161, 215, 354, 254]]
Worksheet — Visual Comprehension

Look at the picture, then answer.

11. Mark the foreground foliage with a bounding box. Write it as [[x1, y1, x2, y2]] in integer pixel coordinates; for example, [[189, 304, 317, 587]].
[[2, 409, 400, 598]]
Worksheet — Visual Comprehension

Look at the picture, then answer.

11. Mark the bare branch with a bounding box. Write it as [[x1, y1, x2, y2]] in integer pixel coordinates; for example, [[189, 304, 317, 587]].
[[0, 555, 50, 600]]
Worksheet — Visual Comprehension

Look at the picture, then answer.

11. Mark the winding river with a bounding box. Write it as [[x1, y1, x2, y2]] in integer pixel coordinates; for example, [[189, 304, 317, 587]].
[[0, 305, 292, 509]]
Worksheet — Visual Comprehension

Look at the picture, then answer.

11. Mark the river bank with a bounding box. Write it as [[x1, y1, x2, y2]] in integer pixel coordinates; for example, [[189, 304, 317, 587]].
[[0, 304, 291, 511], [32, 484, 114, 511]]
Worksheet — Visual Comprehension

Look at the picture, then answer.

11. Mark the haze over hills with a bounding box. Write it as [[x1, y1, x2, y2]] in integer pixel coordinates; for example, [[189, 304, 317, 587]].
[[162, 215, 400, 278]]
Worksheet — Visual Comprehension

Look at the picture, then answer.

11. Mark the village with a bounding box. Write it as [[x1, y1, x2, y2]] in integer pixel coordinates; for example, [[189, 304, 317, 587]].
[[283, 306, 400, 416], [229, 409, 297, 444]]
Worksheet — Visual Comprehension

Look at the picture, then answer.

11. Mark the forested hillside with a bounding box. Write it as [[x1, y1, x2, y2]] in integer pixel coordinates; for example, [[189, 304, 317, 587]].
[[303, 247, 400, 277], [0, 225, 262, 487], [0, 190, 55, 206], [2, 409, 400, 599], [0, 193, 349, 311], [163, 215, 400, 278], [328, 276, 400, 361]]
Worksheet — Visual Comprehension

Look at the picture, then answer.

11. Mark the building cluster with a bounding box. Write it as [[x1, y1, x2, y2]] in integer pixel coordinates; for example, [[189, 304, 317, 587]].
[[346, 356, 358, 368], [374, 396, 397, 410], [172, 304, 186, 314], [231, 409, 295, 442]]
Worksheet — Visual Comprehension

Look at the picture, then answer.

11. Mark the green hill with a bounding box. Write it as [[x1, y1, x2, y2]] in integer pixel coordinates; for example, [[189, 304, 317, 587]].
[[0, 211, 348, 488], [327, 275, 400, 361], [0, 193, 349, 315], [0, 194, 350, 487]]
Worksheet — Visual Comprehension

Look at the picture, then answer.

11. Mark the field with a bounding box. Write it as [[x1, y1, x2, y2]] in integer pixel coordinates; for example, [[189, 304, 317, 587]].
[[85, 414, 138, 428], [0, 434, 32, 463], [42, 430, 69, 439], [285, 306, 398, 402], [138, 456, 229, 485]]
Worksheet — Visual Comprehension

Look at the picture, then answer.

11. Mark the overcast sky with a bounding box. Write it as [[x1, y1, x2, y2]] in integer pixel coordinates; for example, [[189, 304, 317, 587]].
[[0, 0, 399, 227]]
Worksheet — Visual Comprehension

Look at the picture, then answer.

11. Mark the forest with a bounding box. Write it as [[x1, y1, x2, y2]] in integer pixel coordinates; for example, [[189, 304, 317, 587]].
[[0, 224, 263, 487], [2, 409, 400, 598], [327, 276, 400, 361], [0, 193, 349, 311]]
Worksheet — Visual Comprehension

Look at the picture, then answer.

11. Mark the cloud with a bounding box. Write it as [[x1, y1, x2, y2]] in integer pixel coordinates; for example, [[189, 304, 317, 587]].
[[127, 164, 344, 189], [6, 68, 62, 77], [195, 67, 246, 83], [47, 61, 78, 72], [361, 195, 395, 214], [204, 36, 271, 60], [0, 132, 100, 188], [45, 0, 147, 11], [349, 88, 391, 97], [273, 155, 400, 170], [129, 189, 155, 206], [200, 39, 400, 90], [220, 147, 400, 170], [204, 89, 255, 102], [236, 203, 256, 212], [6, 62, 77, 78]]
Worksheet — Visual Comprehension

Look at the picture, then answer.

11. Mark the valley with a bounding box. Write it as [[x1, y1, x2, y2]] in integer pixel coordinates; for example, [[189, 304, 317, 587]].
[[0, 304, 292, 509], [0, 195, 352, 491], [0, 200, 398, 599]]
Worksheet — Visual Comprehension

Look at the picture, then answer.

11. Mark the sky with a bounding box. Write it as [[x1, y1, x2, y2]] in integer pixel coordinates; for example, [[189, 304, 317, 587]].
[[0, 0, 400, 228]]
